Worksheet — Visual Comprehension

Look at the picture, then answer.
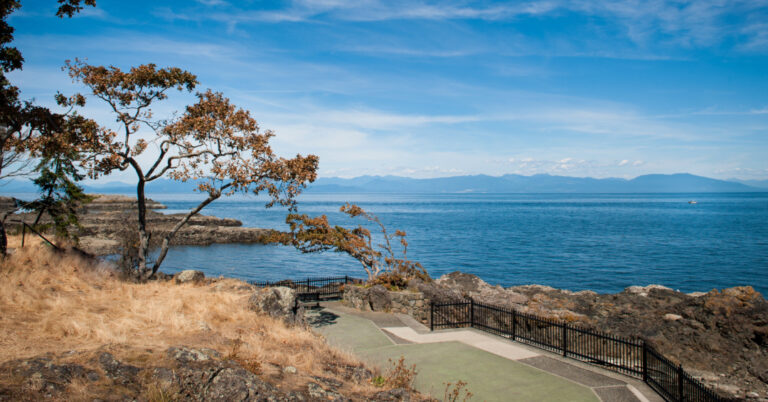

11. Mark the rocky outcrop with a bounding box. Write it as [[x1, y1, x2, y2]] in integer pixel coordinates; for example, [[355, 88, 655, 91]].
[[5, 194, 272, 255], [82, 194, 167, 211], [0, 346, 391, 401], [248, 287, 305, 326], [434, 272, 768, 399], [436, 271, 529, 307]]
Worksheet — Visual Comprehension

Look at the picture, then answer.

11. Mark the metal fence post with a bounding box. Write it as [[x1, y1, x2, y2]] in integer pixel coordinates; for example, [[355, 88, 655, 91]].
[[21, 223, 26, 248], [678, 364, 684, 402], [512, 309, 517, 341], [562, 323, 568, 357], [642, 342, 648, 383], [430, 301, 434, 331], [469, 298, 474, 328]]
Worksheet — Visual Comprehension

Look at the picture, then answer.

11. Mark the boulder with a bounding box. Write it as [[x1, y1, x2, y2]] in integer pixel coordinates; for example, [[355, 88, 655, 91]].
[[624, 284, 673, 297], [663, 313, 683, 321], [367, 285, 392, 310], [175, 270, 205, 284], [247, 287, 305, 325]]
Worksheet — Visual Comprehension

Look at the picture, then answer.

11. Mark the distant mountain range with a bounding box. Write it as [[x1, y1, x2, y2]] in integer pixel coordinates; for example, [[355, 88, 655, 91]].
[[1, 173, 765, 195], [306, 173, 762, 193], [730, 178, 768, 189]]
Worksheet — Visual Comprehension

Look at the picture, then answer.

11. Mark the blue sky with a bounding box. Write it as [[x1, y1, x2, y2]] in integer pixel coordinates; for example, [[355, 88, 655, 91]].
[[9, 0, 768, 181]]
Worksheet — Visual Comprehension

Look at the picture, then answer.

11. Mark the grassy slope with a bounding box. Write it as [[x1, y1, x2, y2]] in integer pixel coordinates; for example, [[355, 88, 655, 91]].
[[0, 242, 384, 399]]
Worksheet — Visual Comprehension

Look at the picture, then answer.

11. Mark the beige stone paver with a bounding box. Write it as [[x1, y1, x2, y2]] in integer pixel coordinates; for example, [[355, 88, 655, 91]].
[[382, 326, 541, 360]]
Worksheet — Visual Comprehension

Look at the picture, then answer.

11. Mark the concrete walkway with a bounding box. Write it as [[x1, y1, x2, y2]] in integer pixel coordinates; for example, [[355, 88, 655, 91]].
[[310, 302, 663, 402]]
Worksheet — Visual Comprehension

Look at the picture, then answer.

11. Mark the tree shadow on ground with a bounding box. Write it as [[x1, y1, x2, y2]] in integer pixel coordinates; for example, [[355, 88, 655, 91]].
[[307, 310, 340, 328]]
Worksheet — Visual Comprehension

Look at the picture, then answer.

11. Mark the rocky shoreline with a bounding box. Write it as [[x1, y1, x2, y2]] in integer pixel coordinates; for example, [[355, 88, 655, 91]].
[[2, 195, 273, 255], [3, 194, 766, 399], [344, 272, 768, 400]]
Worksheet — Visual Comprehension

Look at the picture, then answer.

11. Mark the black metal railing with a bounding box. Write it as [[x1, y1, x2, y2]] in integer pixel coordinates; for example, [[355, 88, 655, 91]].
[[252, 275, 362, 302], [431, 298, 728, 402]]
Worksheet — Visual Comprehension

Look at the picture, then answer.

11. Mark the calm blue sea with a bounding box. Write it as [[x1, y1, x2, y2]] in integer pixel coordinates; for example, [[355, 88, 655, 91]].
[[143, 192, 768, 296]]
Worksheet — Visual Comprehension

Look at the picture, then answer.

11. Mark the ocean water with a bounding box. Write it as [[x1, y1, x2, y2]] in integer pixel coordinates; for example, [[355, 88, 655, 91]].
[[147, 192, 768, 296]]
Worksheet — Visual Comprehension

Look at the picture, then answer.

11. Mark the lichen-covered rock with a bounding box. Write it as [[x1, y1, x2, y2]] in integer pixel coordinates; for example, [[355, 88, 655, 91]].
[[248, 286, 305, 325], [97, 352, 140, 385], [306, 382, 348, 401], [373, 388, 412, 401], [175, 270, 205, 284], [0, 356, 91, 399], [436, 271, 528, 307], [166, 346, 221, 363]]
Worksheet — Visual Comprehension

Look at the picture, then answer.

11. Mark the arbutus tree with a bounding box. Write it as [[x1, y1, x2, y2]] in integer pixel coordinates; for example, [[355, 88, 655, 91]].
[[66, 60, 319, 280], [272, 203, 430, 283]]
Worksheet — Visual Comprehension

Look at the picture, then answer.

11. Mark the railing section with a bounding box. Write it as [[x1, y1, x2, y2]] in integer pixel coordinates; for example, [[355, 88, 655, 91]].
[[431, 299, 727, 402], [252, 276, 361, 301]]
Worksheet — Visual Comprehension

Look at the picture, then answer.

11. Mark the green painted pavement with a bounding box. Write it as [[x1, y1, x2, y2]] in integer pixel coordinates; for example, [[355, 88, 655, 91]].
[[313, 310, 599, 402]]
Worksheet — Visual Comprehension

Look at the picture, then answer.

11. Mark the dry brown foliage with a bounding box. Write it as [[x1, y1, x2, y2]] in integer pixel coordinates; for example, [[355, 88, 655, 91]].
[[274, 203, 430, 282], [63, 60, 319, 280], [0, 244, 361, 380], [381, 356, 418, 390], [444, 380, 473, 402]]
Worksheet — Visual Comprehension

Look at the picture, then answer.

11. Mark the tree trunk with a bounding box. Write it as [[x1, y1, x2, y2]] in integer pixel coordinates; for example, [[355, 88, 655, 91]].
[[136, 177, 149, 278], [144, 192, 220, 280], [0, 220, 7, 257]]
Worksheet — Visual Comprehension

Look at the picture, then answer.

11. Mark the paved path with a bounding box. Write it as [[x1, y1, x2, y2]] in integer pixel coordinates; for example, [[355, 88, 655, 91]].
[[310, 302, 663, 402]]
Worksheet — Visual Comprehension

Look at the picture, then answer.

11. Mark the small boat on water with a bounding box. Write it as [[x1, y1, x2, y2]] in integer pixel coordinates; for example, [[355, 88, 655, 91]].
[[688, 200, 698, 204]]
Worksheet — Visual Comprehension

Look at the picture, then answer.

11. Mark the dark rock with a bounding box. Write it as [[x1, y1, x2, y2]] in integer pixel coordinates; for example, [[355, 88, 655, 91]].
[[367, 285, 392, 310], [204, 367, 278, 402], [97, 352, 140, 385], [373, 388, 411, 401], [306, 382, 347, 401], [754, 326, 768, 347], [349, 366, 373, 383], [750, 357, 768, 384], [311, 376, 343, 389], [0, 346, 388, 402], [150, 367, 178, 389], [248, 287, 305, 325], [0, 356, 90, 399], [86, 370, 101, 382], [166, 346, 221, 363]]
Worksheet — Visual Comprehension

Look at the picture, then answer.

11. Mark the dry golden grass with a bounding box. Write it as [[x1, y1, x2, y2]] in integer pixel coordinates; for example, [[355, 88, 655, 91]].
[[5, 234, 45, 249], [0, 245, 366, 384]]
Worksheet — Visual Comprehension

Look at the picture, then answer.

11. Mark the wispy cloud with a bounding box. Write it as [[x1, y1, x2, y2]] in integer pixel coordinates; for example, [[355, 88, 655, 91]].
[[152, 0, 768, 54]]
